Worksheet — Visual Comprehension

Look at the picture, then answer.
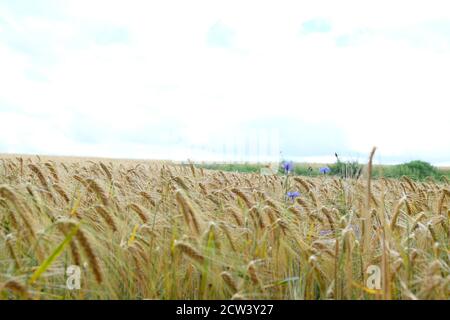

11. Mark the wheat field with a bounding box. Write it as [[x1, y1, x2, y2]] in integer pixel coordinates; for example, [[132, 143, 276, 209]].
[[0, 154, 448, 300]]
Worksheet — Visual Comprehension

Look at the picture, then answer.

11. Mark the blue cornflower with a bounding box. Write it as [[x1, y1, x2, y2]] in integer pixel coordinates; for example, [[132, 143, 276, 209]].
[[282, 161, 294, 174], [319, 166, 331, 174], [286, 191, 300, 201]]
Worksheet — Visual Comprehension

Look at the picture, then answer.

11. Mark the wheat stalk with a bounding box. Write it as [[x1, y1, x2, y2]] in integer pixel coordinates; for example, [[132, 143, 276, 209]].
[[174, 240, 205, 264]]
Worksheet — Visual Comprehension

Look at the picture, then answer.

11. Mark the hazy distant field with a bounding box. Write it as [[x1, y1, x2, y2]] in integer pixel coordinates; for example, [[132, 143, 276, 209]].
[[196, 162, 450, 180], [0, 154, 448, 299]]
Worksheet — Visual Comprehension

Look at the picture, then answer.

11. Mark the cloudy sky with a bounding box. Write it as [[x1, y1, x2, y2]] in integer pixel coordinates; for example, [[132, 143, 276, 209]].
[[1, 0, 449, 165]]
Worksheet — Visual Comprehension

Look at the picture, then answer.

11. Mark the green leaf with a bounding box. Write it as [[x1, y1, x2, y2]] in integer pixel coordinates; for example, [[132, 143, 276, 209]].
[[29, 224, 80, 285]]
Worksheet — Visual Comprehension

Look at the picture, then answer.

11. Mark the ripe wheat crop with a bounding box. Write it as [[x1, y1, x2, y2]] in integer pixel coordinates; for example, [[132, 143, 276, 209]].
[[0, 155, 448, 299]]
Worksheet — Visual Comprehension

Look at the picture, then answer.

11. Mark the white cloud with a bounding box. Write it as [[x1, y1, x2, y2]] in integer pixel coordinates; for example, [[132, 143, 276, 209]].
[[0, 0, 449, 163]]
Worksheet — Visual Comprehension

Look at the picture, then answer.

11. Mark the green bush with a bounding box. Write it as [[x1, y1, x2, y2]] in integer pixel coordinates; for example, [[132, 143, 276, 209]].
[[195, 163, 263, 173], [389, 160, 439, 180], [329, 160, 363, 179], [293, 166, 319, 176]]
